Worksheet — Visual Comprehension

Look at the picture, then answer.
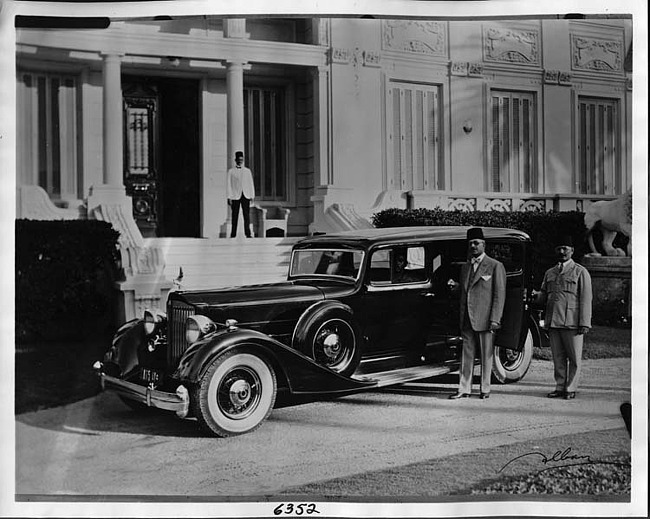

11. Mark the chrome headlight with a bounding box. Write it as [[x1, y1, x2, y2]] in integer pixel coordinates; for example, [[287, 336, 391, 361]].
[[143, 309, 166, 336], [185, 315, 217, 344]]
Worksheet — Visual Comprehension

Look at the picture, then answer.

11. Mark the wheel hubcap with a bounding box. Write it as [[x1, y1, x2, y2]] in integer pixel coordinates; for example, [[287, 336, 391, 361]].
[[321, 332, 341, 360], [218, 367, 261, 420], [229, 379, 252, 407], [313, 319, 355, 372]]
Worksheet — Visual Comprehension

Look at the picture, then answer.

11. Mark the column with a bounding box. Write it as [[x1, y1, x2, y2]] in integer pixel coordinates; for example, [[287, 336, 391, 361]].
[[226, 60, 246, 164], [102, 53, 124, 187], [312, 65, 332, 186]]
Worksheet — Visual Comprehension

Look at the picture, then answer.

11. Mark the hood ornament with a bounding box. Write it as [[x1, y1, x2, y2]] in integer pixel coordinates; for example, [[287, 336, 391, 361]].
[[172, 267, 184, 292]]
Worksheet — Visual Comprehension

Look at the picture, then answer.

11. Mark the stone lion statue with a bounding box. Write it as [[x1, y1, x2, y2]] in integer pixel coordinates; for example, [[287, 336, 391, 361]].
[[584, 189, 632, 256]]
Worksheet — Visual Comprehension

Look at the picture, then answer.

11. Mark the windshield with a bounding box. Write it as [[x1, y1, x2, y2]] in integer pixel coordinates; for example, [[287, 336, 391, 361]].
[[290, 249, 364, 280]]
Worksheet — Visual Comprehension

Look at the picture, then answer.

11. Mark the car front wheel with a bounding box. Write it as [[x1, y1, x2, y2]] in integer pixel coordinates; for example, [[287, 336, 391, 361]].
[[192, 350, 277, 437], [492, 328, 534, 383]]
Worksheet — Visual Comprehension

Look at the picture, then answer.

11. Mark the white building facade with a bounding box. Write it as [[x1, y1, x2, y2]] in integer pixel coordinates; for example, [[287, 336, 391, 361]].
[[14, 15, 633, 318]]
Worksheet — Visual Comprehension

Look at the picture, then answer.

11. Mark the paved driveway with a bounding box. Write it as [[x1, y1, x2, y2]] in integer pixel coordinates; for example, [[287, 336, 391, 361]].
[[15, 358, 630, 497]]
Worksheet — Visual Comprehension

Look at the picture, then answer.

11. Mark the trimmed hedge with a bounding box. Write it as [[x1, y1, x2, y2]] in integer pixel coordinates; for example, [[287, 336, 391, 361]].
[[371, 208, 629, 287], [16, 219, 121, 343]]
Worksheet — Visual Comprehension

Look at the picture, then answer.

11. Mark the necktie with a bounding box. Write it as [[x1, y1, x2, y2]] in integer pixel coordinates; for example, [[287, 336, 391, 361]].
[[471, 257, 480, 272], [557, 262, 563, 273]]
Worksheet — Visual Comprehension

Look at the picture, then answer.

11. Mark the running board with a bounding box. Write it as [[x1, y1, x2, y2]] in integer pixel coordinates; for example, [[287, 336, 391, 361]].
[[352, 364, 453, 388]]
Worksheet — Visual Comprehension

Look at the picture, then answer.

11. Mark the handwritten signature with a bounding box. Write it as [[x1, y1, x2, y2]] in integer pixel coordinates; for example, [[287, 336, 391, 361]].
[[499, 447, 598, 474]]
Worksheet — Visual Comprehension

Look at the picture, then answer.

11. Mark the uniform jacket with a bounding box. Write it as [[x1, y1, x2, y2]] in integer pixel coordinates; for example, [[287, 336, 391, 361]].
[[227, 166, 255, 200], [540, 259, 592, 329], [459, 255, 507, 332]]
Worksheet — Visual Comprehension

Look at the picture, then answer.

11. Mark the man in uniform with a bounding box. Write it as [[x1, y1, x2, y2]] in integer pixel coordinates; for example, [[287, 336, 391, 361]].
[[535, 235, 592, 400], [227, 151, 255, 238], [449, 227, 506, 400]]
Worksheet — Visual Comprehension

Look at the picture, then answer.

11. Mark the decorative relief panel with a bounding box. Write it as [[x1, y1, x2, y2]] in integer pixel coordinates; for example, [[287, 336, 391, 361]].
[[363, 51, 381, 68], [382, 20, 446, 57], [571, 35, 623, 72], [448, 198, 476, 212], [519, 200, 545, 212], [468, 63, 484, 77], [483, 26, 540, 66], [484, 199, 511, 212], [330, 47, 351, 64], [544, 70, 572, 86], [544, 70, 559, 84], [558, 72, 572, 86], [451, 61, 469, 76]]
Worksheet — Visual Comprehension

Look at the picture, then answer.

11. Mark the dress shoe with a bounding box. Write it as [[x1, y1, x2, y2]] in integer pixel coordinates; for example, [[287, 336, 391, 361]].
[[448, 392, 470, 400], [564, 392, 576, 400], [547, 390, 565, 398], [480, 393, 490, 399]]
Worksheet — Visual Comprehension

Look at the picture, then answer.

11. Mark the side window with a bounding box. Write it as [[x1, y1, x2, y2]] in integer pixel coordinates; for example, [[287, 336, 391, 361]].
[[487, 242, 523, 274], [369, 250, 391, 284], [391, 246, 426, 284]]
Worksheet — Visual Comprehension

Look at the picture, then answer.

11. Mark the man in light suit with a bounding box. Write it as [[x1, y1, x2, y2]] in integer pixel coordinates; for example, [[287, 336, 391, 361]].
[[449, 227, 506, 400], [227, 151, 255, 238], [534, 235, 592, 400]]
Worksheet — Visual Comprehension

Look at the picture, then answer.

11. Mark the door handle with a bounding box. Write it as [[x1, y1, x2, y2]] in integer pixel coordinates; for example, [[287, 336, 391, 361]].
[[421, 292, 436, 298]]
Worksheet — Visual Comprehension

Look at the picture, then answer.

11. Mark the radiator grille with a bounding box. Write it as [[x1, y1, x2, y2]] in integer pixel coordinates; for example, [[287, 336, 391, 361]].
[[167, 300, 195, 367]]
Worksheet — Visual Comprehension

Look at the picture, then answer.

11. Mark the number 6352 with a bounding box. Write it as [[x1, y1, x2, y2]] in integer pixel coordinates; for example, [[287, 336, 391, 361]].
[[274, 503, 320, 515]]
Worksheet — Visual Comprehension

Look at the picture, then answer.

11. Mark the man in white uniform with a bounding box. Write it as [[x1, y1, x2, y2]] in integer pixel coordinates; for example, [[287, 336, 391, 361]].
[[227, 151, 256, 238]]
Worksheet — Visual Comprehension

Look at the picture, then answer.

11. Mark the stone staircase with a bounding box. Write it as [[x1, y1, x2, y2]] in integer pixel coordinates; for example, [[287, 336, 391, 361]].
[[144, 237, 302, 291]]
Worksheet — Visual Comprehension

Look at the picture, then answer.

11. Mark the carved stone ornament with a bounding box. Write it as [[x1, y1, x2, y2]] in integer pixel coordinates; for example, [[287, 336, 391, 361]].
[[544, 69, 560, 84], [451, 61, 469, 76], [363, 51, 381, 67], [448, 198, 476, 211], [571, 35, 623, 72], [484, 27, 540, 65], [558, 71, 572, 86], [330, 47, 351, 64], [468, 63, 484, 77], [382, 20, 446, 56], [485, 199, 511, 212], [520, 200, 545, 212], [626, 76, 632, 91]]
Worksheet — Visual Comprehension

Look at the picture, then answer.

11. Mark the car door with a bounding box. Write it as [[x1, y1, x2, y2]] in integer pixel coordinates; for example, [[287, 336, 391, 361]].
[[487, 240, 526, 350], [358, 245, 431, 357]]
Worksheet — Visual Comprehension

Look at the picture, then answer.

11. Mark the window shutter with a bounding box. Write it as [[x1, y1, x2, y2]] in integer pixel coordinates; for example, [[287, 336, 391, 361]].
[[577, 97, 620, 195]]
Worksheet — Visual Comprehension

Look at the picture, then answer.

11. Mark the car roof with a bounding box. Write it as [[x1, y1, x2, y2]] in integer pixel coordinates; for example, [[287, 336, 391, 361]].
[[294, 226, 530, 249]]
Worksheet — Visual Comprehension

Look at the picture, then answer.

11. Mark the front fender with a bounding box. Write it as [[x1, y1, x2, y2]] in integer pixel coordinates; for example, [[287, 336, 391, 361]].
[[173, 328, 375, 395], [291, 299, 355, 348], [106, 319, 145, 375]]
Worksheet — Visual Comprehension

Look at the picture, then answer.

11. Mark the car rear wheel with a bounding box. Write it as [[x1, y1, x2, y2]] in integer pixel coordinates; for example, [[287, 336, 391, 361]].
[[492, 327, 534, 383], [192, 351, 277, 437], [298, 308, 361, 377]]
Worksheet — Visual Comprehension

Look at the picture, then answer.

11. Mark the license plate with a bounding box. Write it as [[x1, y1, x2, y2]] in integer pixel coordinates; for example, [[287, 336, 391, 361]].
[[140, 368, 161, 384]]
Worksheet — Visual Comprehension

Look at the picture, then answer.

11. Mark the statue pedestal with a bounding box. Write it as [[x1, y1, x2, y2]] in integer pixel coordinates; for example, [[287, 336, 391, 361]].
[[581, 256, 632, 325]]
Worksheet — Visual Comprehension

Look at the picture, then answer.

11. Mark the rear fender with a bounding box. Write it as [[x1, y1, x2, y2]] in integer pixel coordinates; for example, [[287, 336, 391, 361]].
[[174, 328, 374, 395]]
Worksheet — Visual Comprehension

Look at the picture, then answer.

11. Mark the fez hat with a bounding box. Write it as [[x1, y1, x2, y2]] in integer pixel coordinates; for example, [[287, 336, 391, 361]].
[[467, 227, 484, 241], [235, 151, 244, 158], [555, 235, 574, 248]]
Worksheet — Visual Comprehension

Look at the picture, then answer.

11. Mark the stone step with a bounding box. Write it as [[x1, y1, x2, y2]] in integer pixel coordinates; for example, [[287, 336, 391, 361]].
[[146, 237, 299, 290]]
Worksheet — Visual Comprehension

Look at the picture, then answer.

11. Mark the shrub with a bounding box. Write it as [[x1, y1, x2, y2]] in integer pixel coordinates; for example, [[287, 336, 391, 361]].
[[15, 219, 121, 343], [371, 208, 628, 286]]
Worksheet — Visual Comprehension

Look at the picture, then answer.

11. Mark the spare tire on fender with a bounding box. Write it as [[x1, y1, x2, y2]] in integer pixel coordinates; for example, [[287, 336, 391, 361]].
[[292, 302, 362, 377]]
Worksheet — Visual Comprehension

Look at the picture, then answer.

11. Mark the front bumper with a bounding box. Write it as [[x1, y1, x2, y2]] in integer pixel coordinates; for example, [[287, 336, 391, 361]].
[[94, 362, 190, 418]]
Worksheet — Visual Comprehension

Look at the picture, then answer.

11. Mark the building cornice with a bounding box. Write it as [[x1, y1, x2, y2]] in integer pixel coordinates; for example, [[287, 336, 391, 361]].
[[16, 27, 328, 68]]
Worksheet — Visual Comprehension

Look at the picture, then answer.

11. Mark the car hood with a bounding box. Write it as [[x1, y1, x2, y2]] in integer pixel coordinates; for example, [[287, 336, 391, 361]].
[[171, 281, 326, 308]]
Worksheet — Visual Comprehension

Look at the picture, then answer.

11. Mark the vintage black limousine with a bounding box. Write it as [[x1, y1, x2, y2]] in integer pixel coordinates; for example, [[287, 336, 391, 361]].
[[94, 226, 540, 437]]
